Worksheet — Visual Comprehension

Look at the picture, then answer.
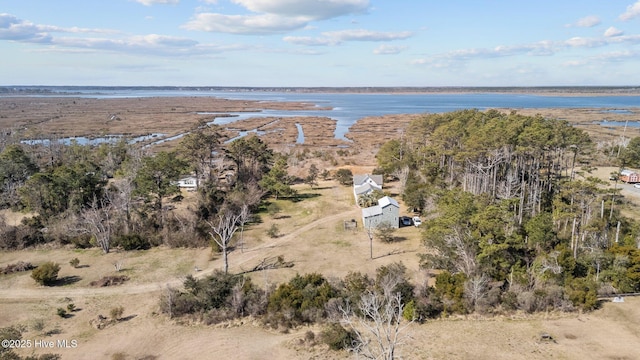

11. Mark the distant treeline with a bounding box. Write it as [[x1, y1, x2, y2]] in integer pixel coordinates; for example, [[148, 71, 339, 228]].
[[1, 85, 639, 95]]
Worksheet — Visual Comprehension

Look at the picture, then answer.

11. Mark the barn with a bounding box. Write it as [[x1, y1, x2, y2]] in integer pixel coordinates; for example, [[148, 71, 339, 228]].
[[362, 196, 399, 229], [619, 169, 640, 183]]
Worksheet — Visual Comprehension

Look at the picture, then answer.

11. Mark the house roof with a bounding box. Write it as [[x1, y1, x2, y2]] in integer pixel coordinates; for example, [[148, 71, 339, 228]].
[[353, 174, 383, 187], [378, 196, 399, 209], [362, 196, 399, 219], [362, 204, 383, 218], [354, 183, 376, 195], [620, 169, 638, 176]]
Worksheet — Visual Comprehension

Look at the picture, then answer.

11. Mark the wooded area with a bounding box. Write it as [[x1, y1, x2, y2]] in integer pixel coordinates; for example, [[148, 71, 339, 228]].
[[2, 109, 640, 359]]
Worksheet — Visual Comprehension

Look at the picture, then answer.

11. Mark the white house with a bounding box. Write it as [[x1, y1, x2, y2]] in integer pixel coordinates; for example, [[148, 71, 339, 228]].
[[353, 174, 383, 205], [362, 196, 399, 229], [177, 176, 198, 190]]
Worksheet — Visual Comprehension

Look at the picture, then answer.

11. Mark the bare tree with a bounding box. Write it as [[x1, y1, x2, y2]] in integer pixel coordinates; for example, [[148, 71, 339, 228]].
[[106, 177, 135, 235], [464, 274, 490, 311], [341, 290, 413, 360], [392, 165, 410, 194], [365, 225, 374, 260], [207, 205, 247, 273], [77, 198, 113, 254]]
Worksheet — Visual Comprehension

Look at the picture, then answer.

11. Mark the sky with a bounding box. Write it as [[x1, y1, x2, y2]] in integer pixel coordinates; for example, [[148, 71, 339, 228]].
[[1, 0, 640, 87]]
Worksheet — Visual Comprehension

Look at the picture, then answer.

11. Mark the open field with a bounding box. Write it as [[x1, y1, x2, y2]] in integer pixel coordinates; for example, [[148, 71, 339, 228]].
[[2, 177, 640, 360], [2, 95, 640, 359]]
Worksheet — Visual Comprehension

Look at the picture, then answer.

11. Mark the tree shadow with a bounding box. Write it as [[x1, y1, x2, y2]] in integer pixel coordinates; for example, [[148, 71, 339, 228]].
[[373, 248, 416, 260], [53, 275, 82, 286], [119, 314, 137, 322], [44, 328, 62, 336], [289, 193, 321, 203]]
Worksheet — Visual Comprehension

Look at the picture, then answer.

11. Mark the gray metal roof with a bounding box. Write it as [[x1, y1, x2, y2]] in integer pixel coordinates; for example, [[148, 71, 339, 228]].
[[353, 174, 383, 187]]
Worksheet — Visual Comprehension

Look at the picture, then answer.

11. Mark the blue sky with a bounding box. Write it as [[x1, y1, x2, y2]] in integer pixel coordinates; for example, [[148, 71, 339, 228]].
[[2, 0, 640, 86]]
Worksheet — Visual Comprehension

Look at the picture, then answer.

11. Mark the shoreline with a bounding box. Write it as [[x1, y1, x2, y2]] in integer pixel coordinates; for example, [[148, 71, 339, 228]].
[[2, 86, 640, 98], [1, 95, 639, 153]]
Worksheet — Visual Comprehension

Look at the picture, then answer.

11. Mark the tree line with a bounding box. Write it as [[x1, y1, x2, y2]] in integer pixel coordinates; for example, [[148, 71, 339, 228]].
[[375, 109, 640, 314], [0, 121, 298, 266]]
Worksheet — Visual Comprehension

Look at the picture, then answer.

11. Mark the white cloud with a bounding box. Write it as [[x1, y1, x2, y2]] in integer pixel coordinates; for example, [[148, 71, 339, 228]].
[[411, 33, 640, 68], [283, 36, 336, 46], [594, 50, 636, 61], [620, 1, 640, 21], [0, 13, 115, 43], [0, 14, 246, 57], [324, 29, 411, 41], [134, 0, 179, 6], [565, 36, 606, 48], [184, 0, 370, 34], [373, 44, 406, 55], [604, 26, 624, 37], [284, 29, 412, 46], [183, 13, 308, 34], [566, 15, 601, 28], [231, 0, 368, 20]]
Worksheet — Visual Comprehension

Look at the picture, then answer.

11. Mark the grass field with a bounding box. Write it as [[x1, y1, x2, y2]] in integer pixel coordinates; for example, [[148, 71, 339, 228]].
[[2, 175, 640, 359]]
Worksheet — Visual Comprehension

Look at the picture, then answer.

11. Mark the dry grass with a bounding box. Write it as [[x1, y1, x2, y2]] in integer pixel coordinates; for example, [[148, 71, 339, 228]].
[[3, 97, 640, 359], [3, 179, 639, 359]]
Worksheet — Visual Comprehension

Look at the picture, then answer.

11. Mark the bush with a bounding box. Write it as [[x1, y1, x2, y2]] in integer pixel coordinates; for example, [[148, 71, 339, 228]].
[[56, 308, 67, 318], [1, 261, 35, 275], [321, 323, 356, 350], [90, 275, 129, 287], [334, 169, 353, 186], [110, 306, 124, 321], [565, 278, 598, 311], [66, 303, 76, 312], [267, 273, 337, 328], [266, 224, 280, 238], [375, 222, 396, 243], [267, 203, 282, 218], [162, 272, 267, 322], [114, 234, 151, 251], [69, 258, 80, 268], [31, 262, 60, 286]]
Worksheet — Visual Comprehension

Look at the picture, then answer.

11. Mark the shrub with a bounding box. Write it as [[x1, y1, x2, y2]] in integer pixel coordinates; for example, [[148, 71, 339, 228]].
[[267, 273, 337, 328], [90, 275, 129, 287], [267, 203, 282, 218], [565, 278, 598, 311], [110, 306, 124, 321], [114, 234, 151, 251], [321, 323, 356, 350], [1, 261, 35, 275], [375, 222, 396, 243], [66, 303, 76, 312], [69, 258, 80, 268], [403, 300, 416, 321], [56, 308, 67, 318], [266, 224, 280, 238], [31, 262, 60, 286], [334, 169, 353, 186]]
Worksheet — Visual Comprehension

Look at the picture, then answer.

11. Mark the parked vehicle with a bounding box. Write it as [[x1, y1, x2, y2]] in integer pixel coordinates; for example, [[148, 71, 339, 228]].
[[400, 216, 412, 226], [634, 183, 640, 188], [412, 216, 422, 227]]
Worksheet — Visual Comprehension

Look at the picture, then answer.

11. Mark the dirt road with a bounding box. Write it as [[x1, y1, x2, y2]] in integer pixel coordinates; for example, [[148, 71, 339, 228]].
[[0, 208, 358, 300]]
